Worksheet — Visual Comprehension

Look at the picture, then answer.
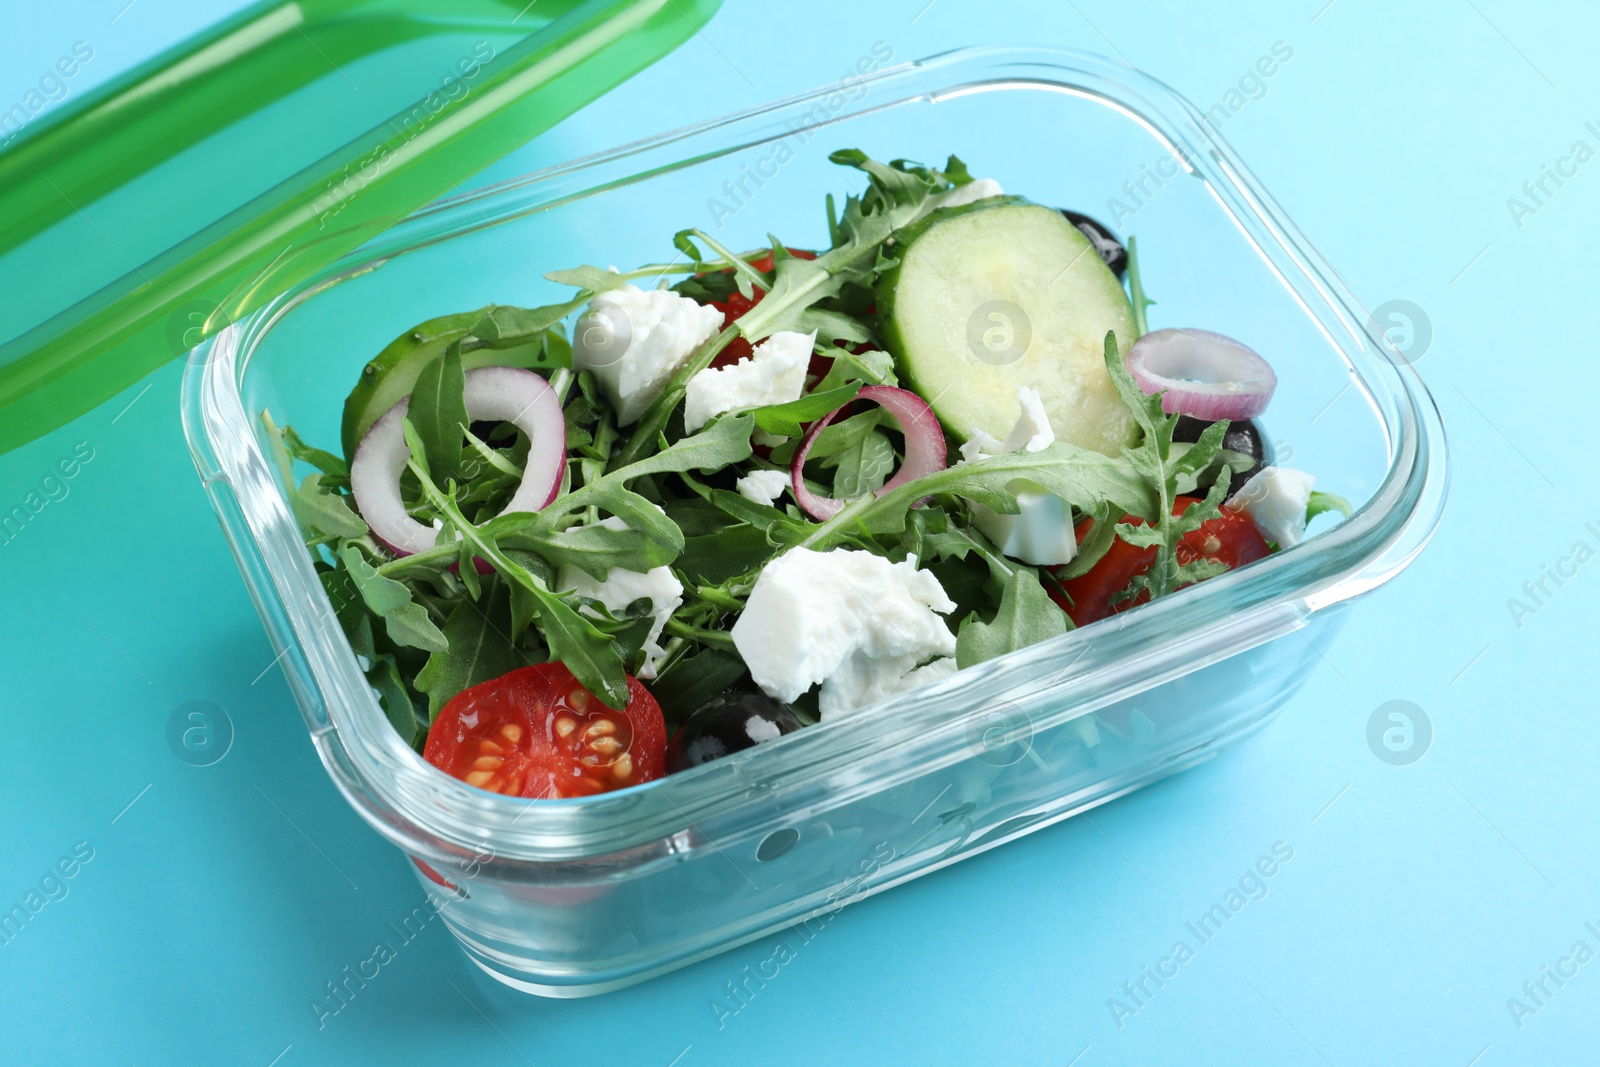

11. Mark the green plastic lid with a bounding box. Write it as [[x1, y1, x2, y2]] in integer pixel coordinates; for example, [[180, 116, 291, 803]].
[[0, 0, 719, 454]]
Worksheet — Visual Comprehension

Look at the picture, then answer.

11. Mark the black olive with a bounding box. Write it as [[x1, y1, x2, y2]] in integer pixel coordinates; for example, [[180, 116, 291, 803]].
[[1173, 417, 1273, 490], [669, 691, 804, 771], [1059, 210, 1128, 277]]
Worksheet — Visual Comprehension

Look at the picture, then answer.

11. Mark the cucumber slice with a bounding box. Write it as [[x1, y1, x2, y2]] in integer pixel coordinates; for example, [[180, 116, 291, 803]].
[[878, 199, 1138, 456], [339, 310, 553, 458]]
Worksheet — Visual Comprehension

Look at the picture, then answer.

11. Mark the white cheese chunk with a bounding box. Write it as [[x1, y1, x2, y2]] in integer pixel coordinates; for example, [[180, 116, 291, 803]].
[[1227, 466, 1315, 548], [959, 385, 1054, 463], [919, 177, 1005, 219], [557, 521, 684, 680], [571, 283, 724, 425], [971, 490, 1077, 566], [731, 548, 957, 717], [735, 469, 790, 506], [959, 387, 1077, 567], [820, 653, 959, 718], [683, 330, 814, 433]]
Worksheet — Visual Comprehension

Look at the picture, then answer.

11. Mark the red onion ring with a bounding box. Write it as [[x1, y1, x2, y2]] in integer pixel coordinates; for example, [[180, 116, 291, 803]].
[[792, 385, 948, 521], [350, 366, 565, 557], [1125, 328, 1277, 421]]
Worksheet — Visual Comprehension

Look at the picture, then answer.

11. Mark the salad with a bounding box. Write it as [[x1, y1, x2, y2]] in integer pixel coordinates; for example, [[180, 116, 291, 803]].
[[264, 149, 1348, 801]]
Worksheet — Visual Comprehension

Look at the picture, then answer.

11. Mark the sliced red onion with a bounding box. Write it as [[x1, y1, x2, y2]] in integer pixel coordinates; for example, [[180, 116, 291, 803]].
[[1125, 328, 1277, 421], [792, 385, 948, 521], [350, 366, 565, 556]]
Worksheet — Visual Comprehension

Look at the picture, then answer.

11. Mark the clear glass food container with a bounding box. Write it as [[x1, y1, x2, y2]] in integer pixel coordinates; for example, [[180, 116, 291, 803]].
[[180, 45, 1447, 996]]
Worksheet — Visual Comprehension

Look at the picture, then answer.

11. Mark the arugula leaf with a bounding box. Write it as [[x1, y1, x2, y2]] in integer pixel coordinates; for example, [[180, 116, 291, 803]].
[[776, 406, 880, 464], [826, 429, 895, 498], [1126, 235, 1155, 338], [1100, 331, 1234, 603], [342, 543, 413, 615], [470, 298, 585, 350], [732, 153, 937, 341], [539, 414, 754, 528], [320, 566, 375, 660], [505, 520, 678, 583], [648, 648, 748, 729], [814, 348, 896, 391], [542, 266, 634, 297], [1307, 490, 1353, 522], [701, 488, 809, 544], [368, 653, 421, 747], [406, 456, 631, 709], [671, 268, 739, 304], [414, 578, 527, 722], [614, 152, 935, 466], [793, 307, 873, 347], [409, 342, 469, 483], [677, 526, 776, 585], [752, 383, 861, 437], [383, 601, 451, 655], [1055, 504, 1120, 581], [799, 438, 1154, 550], [296, 474, 367, 540], [282, 425, 348, 479], [340, 544, 448, 652], [955, 568, 1069, 669], [260, 409, 296, 499]]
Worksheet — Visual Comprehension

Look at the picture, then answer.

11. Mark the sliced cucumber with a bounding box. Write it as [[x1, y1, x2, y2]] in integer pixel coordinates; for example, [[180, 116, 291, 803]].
[[878, 199, 1138, 456], [339, 309, 554, 458]]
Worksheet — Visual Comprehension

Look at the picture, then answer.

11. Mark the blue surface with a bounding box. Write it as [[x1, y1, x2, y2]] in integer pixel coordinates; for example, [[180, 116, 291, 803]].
[[3, 2, 1598, 1064]]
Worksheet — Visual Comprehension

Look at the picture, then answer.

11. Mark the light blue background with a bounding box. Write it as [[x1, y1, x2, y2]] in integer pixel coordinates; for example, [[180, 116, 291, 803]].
[[3, 1, 1597, 1064]]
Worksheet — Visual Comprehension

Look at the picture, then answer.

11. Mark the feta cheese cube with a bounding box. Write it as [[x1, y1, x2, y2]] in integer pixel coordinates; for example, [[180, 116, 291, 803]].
[[571, 284, 724, 425], [1227, 466, 1315, 547], [731, 548, 957, 717], [971, 488, 1077, 566], [558, 555, 684, 680], [960, 387, 1077, 566], [959, 385, 1054, 463], [735, 469, 790, 506], [820, 653, 958, 718], [683, 330, 814, 433], [919, 177, 1005, 219]]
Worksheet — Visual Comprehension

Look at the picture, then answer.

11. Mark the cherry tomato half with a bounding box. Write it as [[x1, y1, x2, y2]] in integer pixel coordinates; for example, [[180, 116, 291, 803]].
[[423, 664, 666, 799], [1049, 498, 1270, 627]]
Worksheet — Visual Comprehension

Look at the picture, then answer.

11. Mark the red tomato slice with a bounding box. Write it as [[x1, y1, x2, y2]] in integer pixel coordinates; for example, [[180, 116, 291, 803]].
[[423, 664, 666, 799], [1049, 498, 1270, 627]]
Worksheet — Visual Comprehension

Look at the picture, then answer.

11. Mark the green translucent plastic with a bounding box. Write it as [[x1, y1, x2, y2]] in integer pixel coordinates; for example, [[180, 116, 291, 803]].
[[0, 0, 718, 454]]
